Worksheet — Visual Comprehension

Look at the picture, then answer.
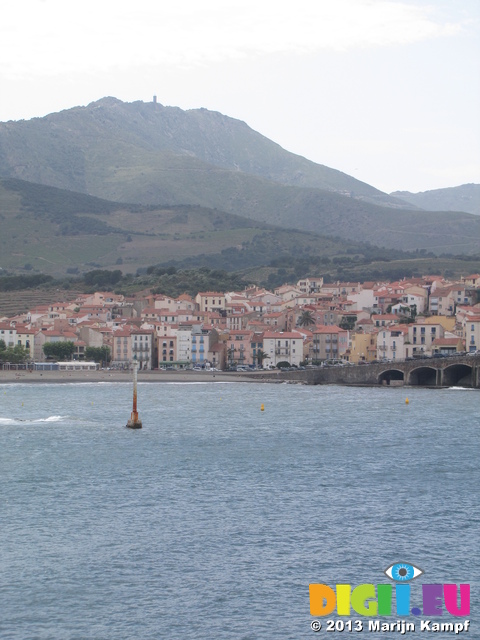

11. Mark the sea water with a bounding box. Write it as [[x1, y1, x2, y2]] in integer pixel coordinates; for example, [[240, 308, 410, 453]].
[[0, 382, 478, 639]]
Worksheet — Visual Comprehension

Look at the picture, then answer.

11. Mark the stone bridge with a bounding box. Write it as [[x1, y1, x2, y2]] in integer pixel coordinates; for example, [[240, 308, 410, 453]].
[[268, 354, 480, 388]]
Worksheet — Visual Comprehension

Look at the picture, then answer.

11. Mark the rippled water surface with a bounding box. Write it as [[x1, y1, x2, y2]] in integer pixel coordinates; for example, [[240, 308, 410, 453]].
[[0, 383, 478, 639]]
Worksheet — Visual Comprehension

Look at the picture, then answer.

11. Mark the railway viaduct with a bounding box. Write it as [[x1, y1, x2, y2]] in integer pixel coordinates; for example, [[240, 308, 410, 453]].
[[269, 354, 480, 388]]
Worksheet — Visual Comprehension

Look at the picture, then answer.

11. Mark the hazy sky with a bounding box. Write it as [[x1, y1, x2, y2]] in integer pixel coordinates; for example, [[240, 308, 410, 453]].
[[1, 0, 479, 194]]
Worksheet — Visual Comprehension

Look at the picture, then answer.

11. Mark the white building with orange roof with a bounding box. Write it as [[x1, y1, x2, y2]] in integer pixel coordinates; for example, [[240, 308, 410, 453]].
[[262, 330, 305, 367], [140, 306, 161, 322], [15, 325, 35, 359], [296, 277, 323, 294], [226, 302, 250, 330], [428, 285, 461, 316], [373, 314, 400, 328], [131, 328, 155, 369], [461, 274, 480, 288], [78, 291, 125, 307], [407, 322, 445, 357], [377, 325, 409, 361], [274, 284, 302, 301], [0, 322, 17, 348], [151, 308, 179, 324], [400, 285, 428, 314], [373, 287, 403, 313], [249, 292, 283, 313], [463, 314, 480, 352], [346, 286, 376, 312], [285, 293, 319, 309]]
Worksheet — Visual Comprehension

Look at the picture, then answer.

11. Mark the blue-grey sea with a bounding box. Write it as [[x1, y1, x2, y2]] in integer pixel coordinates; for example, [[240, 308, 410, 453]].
[[0, 382, 478, 640]]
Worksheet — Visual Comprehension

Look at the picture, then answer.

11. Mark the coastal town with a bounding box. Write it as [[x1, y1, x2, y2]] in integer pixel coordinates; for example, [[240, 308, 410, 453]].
[[0, 274, 479, 371]]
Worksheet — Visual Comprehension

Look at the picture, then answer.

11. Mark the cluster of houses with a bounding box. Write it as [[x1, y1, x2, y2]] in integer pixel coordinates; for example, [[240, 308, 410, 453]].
[[1, 274, 480, 370]]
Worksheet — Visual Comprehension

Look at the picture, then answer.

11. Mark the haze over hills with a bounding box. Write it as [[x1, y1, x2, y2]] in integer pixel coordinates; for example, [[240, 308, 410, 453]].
[[0, 177, 384, 276], [0, 97, 401, 207], [0, 97, 479, 258], [391, 184, 480, 216]]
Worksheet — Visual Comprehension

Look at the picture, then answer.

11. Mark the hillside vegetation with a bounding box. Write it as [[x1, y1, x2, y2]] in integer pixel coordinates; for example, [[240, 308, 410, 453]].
[[2, 98, 478, 255], [392, 183, 480, 216], [0, 177, 384, 275]]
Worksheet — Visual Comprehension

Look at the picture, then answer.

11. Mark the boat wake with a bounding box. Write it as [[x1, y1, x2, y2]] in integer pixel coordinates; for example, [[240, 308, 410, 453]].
[[0, 415, 66, 425]]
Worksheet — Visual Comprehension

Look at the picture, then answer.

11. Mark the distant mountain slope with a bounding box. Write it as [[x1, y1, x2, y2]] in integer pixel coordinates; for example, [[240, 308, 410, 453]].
[[0, 98, 478, 255], [0, 97, 404, 208], [0, 177, 388, 276], [391, 184, 480, 215]]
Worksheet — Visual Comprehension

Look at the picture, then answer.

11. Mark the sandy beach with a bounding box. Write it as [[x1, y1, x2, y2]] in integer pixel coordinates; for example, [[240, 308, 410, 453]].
[[0, 368, 282, 384]]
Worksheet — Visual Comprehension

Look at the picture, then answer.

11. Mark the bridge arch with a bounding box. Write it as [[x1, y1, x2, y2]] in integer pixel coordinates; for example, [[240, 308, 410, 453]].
[[378, 369, 404, 385], [408, 366, 437, 386], [443, 364, 473, 387]]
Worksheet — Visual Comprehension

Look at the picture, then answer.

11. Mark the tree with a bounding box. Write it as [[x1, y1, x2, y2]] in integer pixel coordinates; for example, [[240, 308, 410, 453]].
[[43, 341, 75, 361], [255, 349, 269, 368], [227, 345, 236, 369], [0, 343, 30, 363], [85, 346, 111, 364], [298, 310, 315, 327], [339, 315, 356, 331]]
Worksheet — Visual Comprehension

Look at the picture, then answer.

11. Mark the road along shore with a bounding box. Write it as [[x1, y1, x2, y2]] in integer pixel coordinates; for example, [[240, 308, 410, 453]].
[[0, 368, 286, 385]]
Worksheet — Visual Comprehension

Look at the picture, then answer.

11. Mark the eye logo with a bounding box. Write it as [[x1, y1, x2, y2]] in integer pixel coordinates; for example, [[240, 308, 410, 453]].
[[384, 562, 423, 582]]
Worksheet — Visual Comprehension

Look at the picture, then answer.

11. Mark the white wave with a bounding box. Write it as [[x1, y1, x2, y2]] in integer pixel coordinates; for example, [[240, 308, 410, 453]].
[[447, 386, 476, 391], [163, 381, 237, 385], [1, 415, 67, 425]]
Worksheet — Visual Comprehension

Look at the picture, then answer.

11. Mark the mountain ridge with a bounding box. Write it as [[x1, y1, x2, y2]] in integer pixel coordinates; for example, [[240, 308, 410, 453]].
[[0, 97, 478, 256], [0, 96, 406, 207], [391, 183, 480, 216]]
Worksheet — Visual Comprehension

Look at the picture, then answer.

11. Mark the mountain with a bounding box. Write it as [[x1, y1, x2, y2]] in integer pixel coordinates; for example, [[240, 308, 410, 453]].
[[0, 97, 479, 255], [0, 177, 384, 276], [391, 184, 480, 216], [1, 178, 479, 283], [0, 97, 403, 207]]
